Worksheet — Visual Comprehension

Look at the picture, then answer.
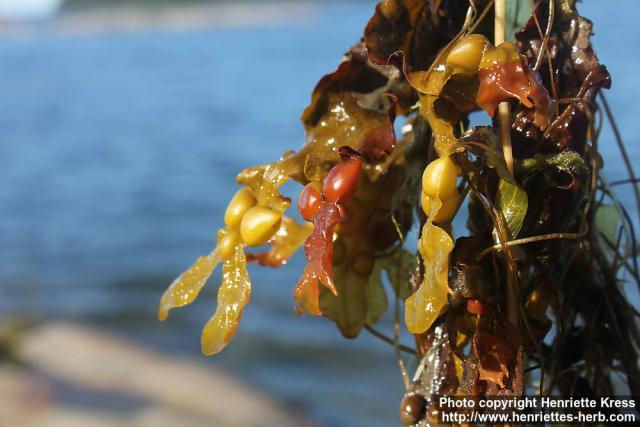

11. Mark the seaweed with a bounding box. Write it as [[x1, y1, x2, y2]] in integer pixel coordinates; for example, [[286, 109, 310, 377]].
[[158, 0, 639, 422]]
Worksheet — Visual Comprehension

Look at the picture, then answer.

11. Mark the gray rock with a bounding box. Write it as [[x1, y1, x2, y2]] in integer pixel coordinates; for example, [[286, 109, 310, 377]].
[[10, 322, 319, 427]]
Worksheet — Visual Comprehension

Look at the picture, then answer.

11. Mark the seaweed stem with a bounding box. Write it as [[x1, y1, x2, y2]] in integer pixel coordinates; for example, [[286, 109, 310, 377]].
[[494, 0, 514, 176], [610, 178, 640, 186], [393, 289, 411, 389], [476, 232, 585, 260], [530, 2, 558, 113], [597, 178, 640, 286], [600, 93, 640, 226], [364, 325, 417, 355], [467, 0, 494, 35], [524, 364, 541, 373], [534, 0, 554, 72]]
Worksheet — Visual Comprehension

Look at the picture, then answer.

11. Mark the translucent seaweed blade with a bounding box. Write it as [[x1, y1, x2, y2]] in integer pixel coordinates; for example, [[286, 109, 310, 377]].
[[158, 248, 221, 321], [201, 243, 251, 355], [405, 198, 454, 334], [363, 258, 389, 327], [495, 179, 528, 239], [248, 216, 312, 267], [294, 269, 321, 316]]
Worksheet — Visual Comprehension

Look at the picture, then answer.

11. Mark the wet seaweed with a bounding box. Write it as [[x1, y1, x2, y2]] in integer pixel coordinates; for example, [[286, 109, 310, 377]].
[[158, 0, 639, 423]]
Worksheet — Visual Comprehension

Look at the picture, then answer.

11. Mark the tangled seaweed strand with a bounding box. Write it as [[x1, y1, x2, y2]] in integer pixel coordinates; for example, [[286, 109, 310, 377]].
[[158, 0, 639, 424]]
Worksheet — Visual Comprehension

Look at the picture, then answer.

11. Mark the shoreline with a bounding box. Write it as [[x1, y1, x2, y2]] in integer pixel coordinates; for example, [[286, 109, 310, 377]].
[[1, 321, 322, 427], [1, 1, 319, 37]]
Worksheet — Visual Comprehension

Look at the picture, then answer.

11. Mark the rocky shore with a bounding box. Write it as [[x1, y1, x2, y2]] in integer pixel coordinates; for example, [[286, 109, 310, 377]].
[[54, 1, 314, 35], [0, 321, 320, 427]]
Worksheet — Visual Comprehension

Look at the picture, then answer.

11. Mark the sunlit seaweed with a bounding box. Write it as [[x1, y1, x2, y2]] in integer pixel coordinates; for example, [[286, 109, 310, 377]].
[[159, 0, 639, 422]]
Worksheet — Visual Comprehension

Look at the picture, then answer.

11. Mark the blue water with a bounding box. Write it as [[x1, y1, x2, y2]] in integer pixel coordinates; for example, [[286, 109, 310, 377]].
[[0, 1, 638, 426]]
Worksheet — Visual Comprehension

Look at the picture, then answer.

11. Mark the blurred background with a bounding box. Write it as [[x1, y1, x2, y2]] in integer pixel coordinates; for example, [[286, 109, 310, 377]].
[[0, 1, 638, 426]]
